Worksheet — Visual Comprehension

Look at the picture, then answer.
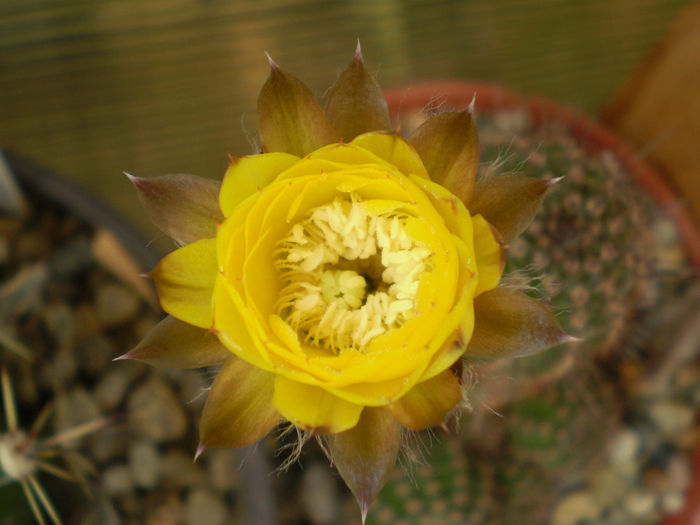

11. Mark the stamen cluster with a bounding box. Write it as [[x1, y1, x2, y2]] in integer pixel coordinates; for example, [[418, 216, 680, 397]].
[[276, 196, 433, 351]]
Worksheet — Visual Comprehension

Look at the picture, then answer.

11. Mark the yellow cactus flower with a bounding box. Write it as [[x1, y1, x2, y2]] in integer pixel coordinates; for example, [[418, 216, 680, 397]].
[[122, 43, 573, 520]]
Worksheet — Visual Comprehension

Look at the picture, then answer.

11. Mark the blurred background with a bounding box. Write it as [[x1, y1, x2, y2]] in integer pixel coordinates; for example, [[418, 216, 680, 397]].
[[2, 2, 700, 525], [0, 0, 695, 240]]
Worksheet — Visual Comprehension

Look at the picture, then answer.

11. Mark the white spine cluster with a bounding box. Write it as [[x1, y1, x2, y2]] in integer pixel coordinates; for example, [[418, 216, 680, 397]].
[[0, 431, 36, 479]]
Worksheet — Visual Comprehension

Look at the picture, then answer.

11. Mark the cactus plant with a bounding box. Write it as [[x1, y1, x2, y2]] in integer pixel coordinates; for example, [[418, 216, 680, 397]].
[[350, 94, 695, 525], [0, 365, 111, 524]]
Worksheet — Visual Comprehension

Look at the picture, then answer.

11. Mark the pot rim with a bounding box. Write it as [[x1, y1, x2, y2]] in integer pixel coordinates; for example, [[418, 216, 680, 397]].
[[384, 81, 700, 268], [4, 149, 162, 271]]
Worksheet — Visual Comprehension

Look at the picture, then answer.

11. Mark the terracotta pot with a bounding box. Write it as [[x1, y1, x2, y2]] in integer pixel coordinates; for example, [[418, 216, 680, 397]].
[[385, 82, 700, 525]]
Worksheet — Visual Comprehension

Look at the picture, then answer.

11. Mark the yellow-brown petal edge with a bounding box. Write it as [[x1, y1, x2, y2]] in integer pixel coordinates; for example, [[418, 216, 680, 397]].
[[198, 357, 280, 454], [327, 407, 402, 524], [386, 369, 462, 430]]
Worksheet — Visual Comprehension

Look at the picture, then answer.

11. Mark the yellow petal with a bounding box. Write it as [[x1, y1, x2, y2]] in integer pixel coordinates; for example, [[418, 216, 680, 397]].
[[128, 173, 223, 244], [268, 314, 304, 358], [472, 214, 505, 296], [351, 132, 429, 179], [242, 228, 280, 318], [407, 173, 473, 241], [273, 376, 363, 433], [150, 238, 216, 328], [219, 152, 299, 217], [274, 156, 349, 181], [325, 375, 417, 407], [301, 142, 401, 177], [216, 217, 246, 287], [257, 58, 337, 156], [121, 315, 230, 368], [199, 356, 280, 449], [418, 238, 477, 381], [325, 43, 391, 141], [387, 370, 462, 430], [215, 165, 470, 398], [328, 407, 401, 522], [213, 274, 271, 369], [408, 110, 478, 204]]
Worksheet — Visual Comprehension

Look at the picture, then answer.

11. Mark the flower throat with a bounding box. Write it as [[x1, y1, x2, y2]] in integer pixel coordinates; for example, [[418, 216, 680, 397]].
[[275, 196, 433, 352]]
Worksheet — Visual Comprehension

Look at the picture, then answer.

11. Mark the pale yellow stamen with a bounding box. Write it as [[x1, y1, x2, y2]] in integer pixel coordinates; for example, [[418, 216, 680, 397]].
[[320, 270, 366, 309], [275, 196, 433, 352]]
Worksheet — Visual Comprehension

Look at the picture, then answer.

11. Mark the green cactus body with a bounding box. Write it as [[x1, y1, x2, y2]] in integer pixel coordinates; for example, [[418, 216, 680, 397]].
[[353, 437, 497, 525], [483, 121, 660, 351]]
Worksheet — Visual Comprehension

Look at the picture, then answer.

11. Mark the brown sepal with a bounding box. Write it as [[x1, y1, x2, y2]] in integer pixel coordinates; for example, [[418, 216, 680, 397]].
[[257, 55, 336, 157], [408, 110, 479, 205], [386, 370, 462, 430], [469, 174, 559, 241], [199, 356, 280, 449], [325, 41, 392, 141], [127, 173, 222, 245], [466, 286, 578, 361], [117, 315, 229, 368], [327, 407, 402, 523]]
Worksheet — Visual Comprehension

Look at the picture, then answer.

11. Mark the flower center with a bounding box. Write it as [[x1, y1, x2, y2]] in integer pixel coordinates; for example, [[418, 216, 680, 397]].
[[275, 196, 433, 352]]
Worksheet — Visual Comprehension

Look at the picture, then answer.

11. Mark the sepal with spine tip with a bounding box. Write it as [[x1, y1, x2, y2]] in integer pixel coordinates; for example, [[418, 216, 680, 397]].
[[117, 315, 230, 368], [325, 41, 392, 141], [469, 174, 560, 241], [198, 356, 281, 449], [257, 54, 337, 157], [465, 286, 578, 361], [408, 110, 479, 205], [127, 173, 222, 245], [327, 407, 402, 524]]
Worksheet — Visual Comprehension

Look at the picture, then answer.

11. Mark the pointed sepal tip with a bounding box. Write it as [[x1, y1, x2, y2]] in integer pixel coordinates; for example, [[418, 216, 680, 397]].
[[360, 501, 369, 525], [468, 94, 476, 115], [560, 333, 583, 344], [548, 175, 565, 187], [194, 443, 206, 463], [354, 39, 363, 62], [264, 51, 279, 71], [124, 171, 145, 189]]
